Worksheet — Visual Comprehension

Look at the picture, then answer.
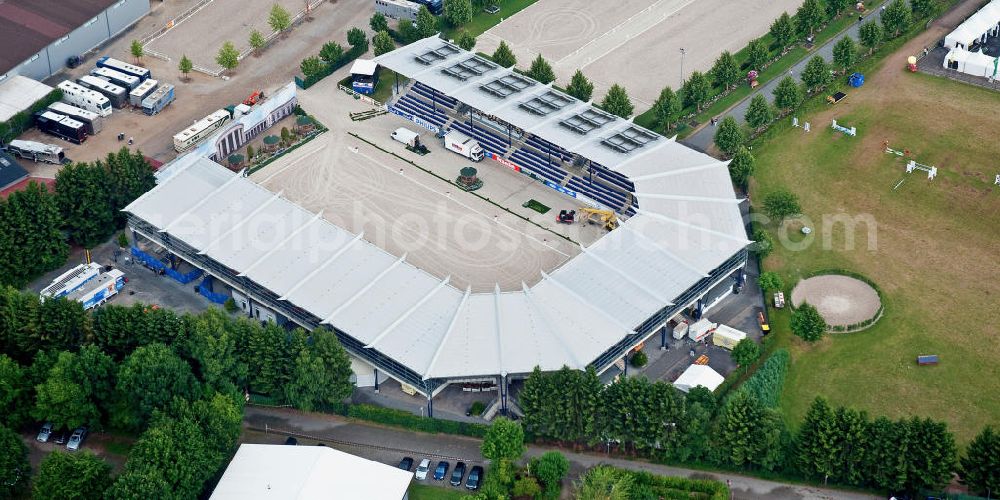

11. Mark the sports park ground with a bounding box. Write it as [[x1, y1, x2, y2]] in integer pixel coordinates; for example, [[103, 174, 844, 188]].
[[753, 27, 1000, 443], [249, 76, 608, 292], [477, 0, 804, 107]]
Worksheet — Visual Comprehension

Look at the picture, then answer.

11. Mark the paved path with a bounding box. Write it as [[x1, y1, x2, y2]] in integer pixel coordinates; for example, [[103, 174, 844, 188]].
[[683, 7, 889, 152], [243, 406, 877, 500]]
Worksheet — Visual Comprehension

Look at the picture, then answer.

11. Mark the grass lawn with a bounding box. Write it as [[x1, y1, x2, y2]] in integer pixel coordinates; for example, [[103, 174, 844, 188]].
[[750, 60, 1000, 445], [407, 484, 469, 500], [523, 199, 550, 214], [440, 0, 539, 39]]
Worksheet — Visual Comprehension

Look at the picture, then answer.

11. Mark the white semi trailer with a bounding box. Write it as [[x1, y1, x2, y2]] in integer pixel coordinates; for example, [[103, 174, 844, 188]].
[[444, 130, 484, 161]]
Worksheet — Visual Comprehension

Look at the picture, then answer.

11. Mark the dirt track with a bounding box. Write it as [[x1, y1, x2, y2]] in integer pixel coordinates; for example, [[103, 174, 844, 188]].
[[791, 275, 881, 326]]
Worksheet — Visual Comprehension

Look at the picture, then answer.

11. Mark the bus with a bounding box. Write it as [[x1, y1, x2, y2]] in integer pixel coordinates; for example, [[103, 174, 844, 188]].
[[40, 263, 102, 299], [172, 109, 231, 152], [34, 111, 87, 144], [3, 139, 66, 164], [77, 75, 128, 108], [91, 67, 140, 91], [47, 102, 103, 135], [57, 80, 112, 117], [95, 56, 151, 81]]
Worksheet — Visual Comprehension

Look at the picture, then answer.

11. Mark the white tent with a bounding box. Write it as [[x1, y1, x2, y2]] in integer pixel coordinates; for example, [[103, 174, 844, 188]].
[[943, 48, 1000, 78], [945, 0, 1000, 49], [712, 324, 747, 350], [349, 59, 378, 77], [673, 364, 724, 393]]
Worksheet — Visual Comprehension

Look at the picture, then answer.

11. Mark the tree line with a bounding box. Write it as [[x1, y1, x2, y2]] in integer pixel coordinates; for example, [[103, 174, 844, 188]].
[[0, 287, 354, 497], [516, 351, 998, 496], [0, 147, 154, 289]]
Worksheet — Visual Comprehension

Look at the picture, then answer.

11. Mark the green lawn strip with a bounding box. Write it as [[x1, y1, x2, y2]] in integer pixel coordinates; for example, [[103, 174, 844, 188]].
[[523, 199, 550, 214], [440, 0, 539, 39], [408, 484, 468, 500], [348, 132, 576, 245]]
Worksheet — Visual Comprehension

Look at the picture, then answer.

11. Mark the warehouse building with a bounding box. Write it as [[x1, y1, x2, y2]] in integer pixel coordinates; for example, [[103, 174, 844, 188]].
[[0, 0, 150, 82]]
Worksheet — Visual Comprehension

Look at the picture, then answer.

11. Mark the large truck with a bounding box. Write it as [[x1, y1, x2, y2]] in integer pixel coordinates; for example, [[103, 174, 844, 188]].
[[47, 102, 103, 135], [411, 0, 443, 15], [34, 111, 87, 144], [173, 108, 229, 151], [91, 67, 140, 91], [141, 83, 174, 116], [374, 0, 420, 21], [95, 56, 151, 81], [40, 263, 102, 299], [65, 268, 125, 310], [77, 75, 128, 109], [58, 80, 112, 117], [3, 140, 66, 164], [444, 130, 484, 161], [129, 78, 159, 107]]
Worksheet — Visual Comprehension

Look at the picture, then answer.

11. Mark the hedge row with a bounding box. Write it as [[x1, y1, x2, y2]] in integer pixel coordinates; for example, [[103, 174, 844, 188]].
[[345, 403, 489, 438], [298, 44, 367, 90], [734, 349, 789, 408], [0, 89, 63, 143], [628, 469, 729, 500]]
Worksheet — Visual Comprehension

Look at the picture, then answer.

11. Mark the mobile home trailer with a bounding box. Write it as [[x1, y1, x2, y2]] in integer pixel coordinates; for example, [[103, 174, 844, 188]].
[[129, 79, 159, 107], [374, 0, 420, 21], [95, 56, 151, 81], [91, 67, 140, 91], [40, 263, 102, 299], [57, 81, 112, 117], [141, 83, 174, 115], [3, 140, 66, 164], [47, 102, 103, 135], [77, 75, 128, 108], [172, 109, 230, 152], [34, 111, 87, 144]]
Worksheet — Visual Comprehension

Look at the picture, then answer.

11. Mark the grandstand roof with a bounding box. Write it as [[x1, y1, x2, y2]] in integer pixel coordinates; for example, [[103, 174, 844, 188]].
[[125, 66, 749, 383]]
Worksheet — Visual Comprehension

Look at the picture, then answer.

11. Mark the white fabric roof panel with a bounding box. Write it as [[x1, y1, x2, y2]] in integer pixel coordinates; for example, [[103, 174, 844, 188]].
[[583, 228, 705, 303], [166, 180, 274, 251], [527, 279, 630, 368], [946, 0, 1000, 48], [330, 266, 446, 345], [427, 293, 502, 378], [627, 214, 744, 275], [290, 243, 399, 321], [375, 284, 465, 374], [243, 222, 358, 297], [547, 252, 664, 326], [127, 158, 232, 228]]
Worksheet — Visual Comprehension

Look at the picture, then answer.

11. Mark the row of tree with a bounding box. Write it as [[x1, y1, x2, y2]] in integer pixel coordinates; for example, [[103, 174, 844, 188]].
[[516, 357, 997, 495], [299, 27, 370, 85], [0, 148, 153, 288]]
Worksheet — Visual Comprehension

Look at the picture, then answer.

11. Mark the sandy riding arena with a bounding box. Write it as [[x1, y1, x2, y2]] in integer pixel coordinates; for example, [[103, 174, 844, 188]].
[[791, 275, 881, 327]]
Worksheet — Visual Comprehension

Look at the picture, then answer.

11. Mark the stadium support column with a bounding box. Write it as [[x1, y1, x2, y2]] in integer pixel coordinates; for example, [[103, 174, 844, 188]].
[[394, 72, 399, 95], [660, 326, 667, 350], [426, 393, 434, 418], [374, 368, 379, 393], [500, 374, 508, 415]]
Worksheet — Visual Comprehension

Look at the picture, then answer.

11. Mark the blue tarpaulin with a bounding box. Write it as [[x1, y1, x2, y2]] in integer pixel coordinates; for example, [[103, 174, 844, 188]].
[[848, 72, 865, 87], [130, 247, 203, 284], [197, 276, 229, 304]]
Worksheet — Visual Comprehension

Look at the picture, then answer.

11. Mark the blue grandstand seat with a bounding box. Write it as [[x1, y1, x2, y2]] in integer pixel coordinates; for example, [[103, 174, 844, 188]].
[[412, 82, 457, 109], [451, 122, 509, 155]]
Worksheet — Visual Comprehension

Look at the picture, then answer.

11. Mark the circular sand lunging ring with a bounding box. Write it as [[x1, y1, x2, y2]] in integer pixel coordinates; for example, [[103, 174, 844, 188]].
[[791, 275, 882, 328]]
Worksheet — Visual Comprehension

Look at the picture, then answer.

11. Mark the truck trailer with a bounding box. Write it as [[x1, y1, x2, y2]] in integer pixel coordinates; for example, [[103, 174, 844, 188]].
[[91, 67, 140, 91], [3, 140, 66, 164], [129, 78, 159, 107], [77, 75, 128, 108], [444, 130, 484, 161], [40, 262, 102, 299], [47, 102, 103, 135], [65, 268, 125, 310], [34, 111, 87, 144], [141, 83, 174, 115], [57, 80, 112, 117]]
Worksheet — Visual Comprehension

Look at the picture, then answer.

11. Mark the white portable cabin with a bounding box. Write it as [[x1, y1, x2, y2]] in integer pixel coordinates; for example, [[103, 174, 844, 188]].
[[91, 67, 140, 91], [712, 324, 748, 350], [78, 75, 127, 108], [58, 80, 112, 117], [129, 78, 159, 107], [47, 102, 103, 135], [687, 318, 716, 342], [673, 365, 725, 393], [672, 320, 690, 340]]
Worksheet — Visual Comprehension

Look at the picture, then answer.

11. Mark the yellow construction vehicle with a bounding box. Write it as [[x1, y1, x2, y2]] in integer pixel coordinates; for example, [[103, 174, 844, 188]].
[[578, 207, 618, 231]]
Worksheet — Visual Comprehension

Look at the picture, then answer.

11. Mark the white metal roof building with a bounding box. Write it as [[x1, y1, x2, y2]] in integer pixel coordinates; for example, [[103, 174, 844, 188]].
[[0, 75, 53, 123], [125, 43, 748, 408], [210, 444, 412, 500]]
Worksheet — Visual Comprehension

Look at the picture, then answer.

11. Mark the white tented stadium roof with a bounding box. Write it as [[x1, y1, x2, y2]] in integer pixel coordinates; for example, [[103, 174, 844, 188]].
[[945, 0, 1000, 48], [126, 60, 748, 382]]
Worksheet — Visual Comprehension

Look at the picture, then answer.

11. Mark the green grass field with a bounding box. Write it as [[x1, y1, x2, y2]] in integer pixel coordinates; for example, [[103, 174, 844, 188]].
[[407, 484, 468, 500], [751, 64, 1000, 444]]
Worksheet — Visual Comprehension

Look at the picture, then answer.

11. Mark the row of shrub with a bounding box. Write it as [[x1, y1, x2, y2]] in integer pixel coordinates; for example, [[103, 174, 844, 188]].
[[0, 89, 62, 143], [630, 469, 730, 500], [731, 349, 789, 408]]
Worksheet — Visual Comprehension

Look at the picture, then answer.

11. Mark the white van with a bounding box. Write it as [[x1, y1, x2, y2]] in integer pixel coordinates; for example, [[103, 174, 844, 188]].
[[391, 127, 420, 148]]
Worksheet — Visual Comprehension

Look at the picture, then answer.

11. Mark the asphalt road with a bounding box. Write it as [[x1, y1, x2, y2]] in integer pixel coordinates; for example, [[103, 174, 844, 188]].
[[243, 406, 878, 500], [683, 6, 891, 152]]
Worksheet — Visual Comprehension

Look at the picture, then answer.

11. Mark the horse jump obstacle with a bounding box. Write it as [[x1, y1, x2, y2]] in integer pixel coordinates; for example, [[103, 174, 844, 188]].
[[906, 160, 937, 180], [832, 119, 857, 136], [995, 174, 1000, 186]]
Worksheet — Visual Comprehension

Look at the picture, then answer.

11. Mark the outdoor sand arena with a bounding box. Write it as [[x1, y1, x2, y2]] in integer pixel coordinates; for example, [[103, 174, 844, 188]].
[[478, 0, 804, 106], [791, 275, 881, 327]]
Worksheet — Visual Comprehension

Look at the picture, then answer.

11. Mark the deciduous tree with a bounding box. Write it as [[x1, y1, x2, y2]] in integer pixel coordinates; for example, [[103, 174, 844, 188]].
[[34, 451, 112, 500], [531, 451, 569, 494], [744, 94, 774, 132], [369, 12, 389, 33], [881, 0, 912, 38], [129, 40, 144, 65], [652, 86, 680, 131], [444, 0, 473, 27], [746, 37, 769, 71], [772, 76, 803, 112], [116, 343, 199, 428], [825, 0, 849, 19], [576, 465, 633, 500], [770, 12, 796, 50], [681, 71, 710, 111], [859, 21, 883, 55], [372, 30, 395, 56], [456, 31, 477, 51], [268, 3, 291, 34], [319, 41, 344, 64], [284, 332, 354, 411], [215, 41, 240, 73], [728, 145, 755, 187], [731, 338, 761, 368], [801, 55, 831, 92], [600, 84, 634, 118], [751, 228, 774, 258], [711, 51, 740, 90], [178, 55, 193, 79], [0, 425, 29, 498], [960, 426, 1000, 496], [481, 417, 525, 462], [0, 355, 31, 428], [415, 6, 437, 38], [796, 0, 825, 37], [347, 27, 368, 51], [833, 36, 859, 73], [757, 271, 784, 292], [763, 188, 800, 220], [32, 351, 100, 430], [791, 302, 826, 342], [713, 116, 745, 157], [566, 69, 594, 101], [249, 29, 266, 55], [55, 163, 112, 248]]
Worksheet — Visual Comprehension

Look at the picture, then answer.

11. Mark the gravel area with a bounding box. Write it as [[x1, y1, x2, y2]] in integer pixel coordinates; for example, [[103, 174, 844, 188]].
[[791, 275, 881, 327]]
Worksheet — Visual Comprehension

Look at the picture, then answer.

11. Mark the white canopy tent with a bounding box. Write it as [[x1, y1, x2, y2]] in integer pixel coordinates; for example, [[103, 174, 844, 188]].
[[943, 48, 1000, 78], [349, 59, 378, 77], [673, 364, 725, 393], [945, 0, 1000, 49]]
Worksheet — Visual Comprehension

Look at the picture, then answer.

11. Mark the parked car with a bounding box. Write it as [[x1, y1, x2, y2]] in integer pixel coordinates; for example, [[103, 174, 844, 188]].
[[284, 436, 298, 445], [53, 428, 69, 445], [450, 461, 466, 486], [66, 426, 87, 451], [466, 466, 483, 490], [433, 460, 449, 480], [36, 422, 53, 442], [398, 457, 414, 471], [414, 459, 431, 480]]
